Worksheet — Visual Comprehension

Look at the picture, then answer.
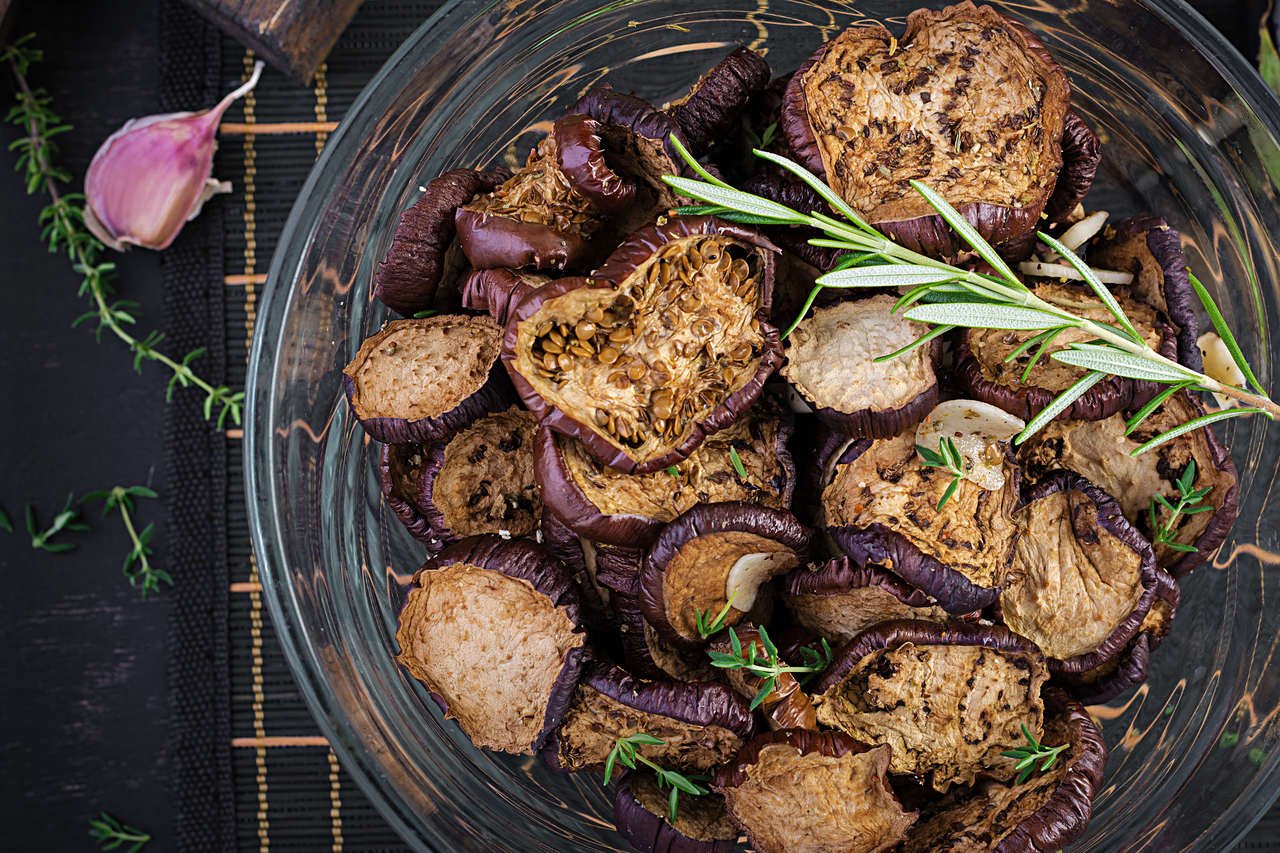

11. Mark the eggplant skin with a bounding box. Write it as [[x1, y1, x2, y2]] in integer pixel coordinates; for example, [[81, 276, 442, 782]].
[[378, 442, 446, 552], [667, 47, 772, 156], [712, 728, 875, 791], [461, 268, 549, 327], [454, 206, 596, 271], [374, 168, 504, 315], [553, 113, 638, 214], [785, 557, 933, 604], [613, 772, 736, 853], [583, 661, 756, 738], [1090, 215, 1202, 373], [570, 84, 688, 157], [1041, 111, 1102, 227]]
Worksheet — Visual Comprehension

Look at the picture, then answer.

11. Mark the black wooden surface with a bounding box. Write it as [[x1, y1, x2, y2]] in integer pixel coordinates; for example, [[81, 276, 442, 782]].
[[0, 0, 1276, 850]]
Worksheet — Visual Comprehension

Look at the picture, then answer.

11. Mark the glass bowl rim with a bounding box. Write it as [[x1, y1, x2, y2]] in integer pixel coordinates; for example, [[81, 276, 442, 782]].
[[243, 0, 1280, 848]]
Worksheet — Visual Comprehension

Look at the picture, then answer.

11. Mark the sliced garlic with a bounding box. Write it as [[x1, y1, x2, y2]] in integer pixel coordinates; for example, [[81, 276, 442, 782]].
[[725, 551, 796, 611], [915, 400, 1026, 492], [1017, 259, 1134, 285], [1198, 332, 1246, 410]]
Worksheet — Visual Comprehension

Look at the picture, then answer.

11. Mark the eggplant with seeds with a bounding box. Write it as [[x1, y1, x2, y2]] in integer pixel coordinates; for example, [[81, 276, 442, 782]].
[[461, 267, 552, 326], [821, 431, 1022, 613], [374, 168, 505, 315], [639, 503, 811, 649], [1019, 391, 1238, 576], [613, 770, 737, 853], [1056, 568, 1178, 704], [535, 400, 795, 548], [956, 280, 1178, 422], [395, 536, 588, 754], [813, 620, 1050, 792], [416, 407, 541, 542], [999, 472, 1159, 674], [343, 314, 513, 444], [779, 3, 1070, 258], [1041, 112, 1103, 227], [900, 688, 1107, 852], [666, 47, 771, 156], [783, 558, 950, 645], [1089, 214, 1202, 371], [455, 132, 604, 271], [781, 294, 940, 437], [708, 624, 819, 731], [378, 442, 444, 551], [503, 217, 783, 473], [712, 729, 916, 853], [546, 660, 756, 772]]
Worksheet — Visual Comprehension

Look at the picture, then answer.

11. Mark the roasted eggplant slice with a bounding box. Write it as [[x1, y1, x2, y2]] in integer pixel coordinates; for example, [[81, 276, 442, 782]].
[[783, 559, 949, 645], [822, 432, 1022, 613], [956, 280, 1177, 422], [535, 401, 795, 548], [547, 661, 756, 772], [418, 407, 541, 541], [374, 168, 504, 315], [343, 315, 512, 444], [378, 442, 444, 551], [504, 218, 783, 472], [455, 134, 603, 271], [639, 503, 811, 648], [781, 294, 939, 437], [615, 590, 718, 683], [1057, 568, 1178, 704], [553, 113, 639, 214], [900, 688, 1107, 852], [539, 511, 616, 641], [1041, 112, 1102, 227], [572, 85, 686, 154], [395, 536, 587, 754], [1000, 472, 1159, 673], [614, 770, 738, 853], [1020, 391, 1238, 576], [813, 620, 1049, 791], [1089, 214, 1202, 371], [667, 47, 771, 156], [713, 729, 916, 853], [779, 3, 1070, 257], [461, 267, 552, 326], [708, 625, 819, 731]]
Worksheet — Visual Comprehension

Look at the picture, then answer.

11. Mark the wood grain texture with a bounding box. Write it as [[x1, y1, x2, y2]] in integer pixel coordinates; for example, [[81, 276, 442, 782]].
[[179, 0, 364, 82]]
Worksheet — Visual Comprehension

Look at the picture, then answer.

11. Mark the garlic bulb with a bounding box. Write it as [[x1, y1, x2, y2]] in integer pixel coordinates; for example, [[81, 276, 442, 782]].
[[85, 61, 264, 251]]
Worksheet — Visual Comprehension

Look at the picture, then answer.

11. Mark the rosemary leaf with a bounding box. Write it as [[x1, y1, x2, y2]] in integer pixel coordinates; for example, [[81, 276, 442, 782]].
[[752, 147, 874, 231], [1130, 407, 1267, 456], [667, 134, 731, 189], [908, 179, 1020, 285], [904, 302, 1064, 331], [1051, 345, 1197, 383], [1037, 232, 1143, 342], [1015, 371, 1107, 444], [872, 324, 954, 363], [662, 176, 804, 224], [1189, 273, 1266, 395], [1124, 382, 1196, 435], [816, 265, 957, 289]]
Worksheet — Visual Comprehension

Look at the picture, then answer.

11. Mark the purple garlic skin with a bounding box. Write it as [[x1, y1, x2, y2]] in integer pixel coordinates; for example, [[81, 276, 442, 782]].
[[85, 61, 264, 252]]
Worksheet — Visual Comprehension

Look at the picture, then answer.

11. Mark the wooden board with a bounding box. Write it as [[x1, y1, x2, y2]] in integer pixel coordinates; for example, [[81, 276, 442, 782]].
[[180, 0, 364, 82]]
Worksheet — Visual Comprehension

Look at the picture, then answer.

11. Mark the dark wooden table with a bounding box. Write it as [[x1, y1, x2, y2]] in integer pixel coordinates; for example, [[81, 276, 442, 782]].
[[0, 0, 1276, 850]]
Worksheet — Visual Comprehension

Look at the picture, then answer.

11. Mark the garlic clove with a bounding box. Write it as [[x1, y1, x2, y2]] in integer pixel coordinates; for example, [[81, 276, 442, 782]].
[[915, 399, 1025, 491], [85, 61, 264, 252], [1198, 332, 1246, 410]]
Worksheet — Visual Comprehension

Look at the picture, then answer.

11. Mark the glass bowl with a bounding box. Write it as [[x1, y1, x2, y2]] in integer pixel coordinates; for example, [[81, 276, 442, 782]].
[[245, 0, 1280, 849]]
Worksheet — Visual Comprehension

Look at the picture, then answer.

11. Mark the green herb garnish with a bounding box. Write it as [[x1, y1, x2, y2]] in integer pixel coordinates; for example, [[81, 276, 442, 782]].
[[666, 465, 680, 477], [694, 590, 738, 639], [0, 505, 12, 534], [26, 494, 88, 553], [916, 436, 965, 511], [84, 486, 169, 597], [707, 626, 832, 710], [603, 733, 709, 822], [1149, 461, 1214, 554], [661, 137, 1278, 450], [728, 445, 748, 480], [88, 812, 151, 852], [1002, 724, 1069, 784]]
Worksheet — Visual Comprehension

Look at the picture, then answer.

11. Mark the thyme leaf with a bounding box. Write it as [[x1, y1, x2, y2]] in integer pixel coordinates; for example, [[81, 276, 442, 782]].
[[1001, 724, 1069, 785], [694, 589, 738, 639], [26, 493, 89, 552], [917, 437, 965, 512], [706, 626, 832, 710], [1149, 461, 1214, 554], [603, 733, 709, 822], [83, 486, 170, 597], [88, 811, 151, 852]]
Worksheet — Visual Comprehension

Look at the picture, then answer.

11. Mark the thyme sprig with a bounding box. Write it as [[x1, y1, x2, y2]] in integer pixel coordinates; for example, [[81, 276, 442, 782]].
[[603, 733, 710, 822], [3, 35, 243, 428], [917, 436, 965, 511], [706, 625, 833, 710], [662, 137, 1277, 451], [1002, 724, 1069, 785], [84, 486, 170, 597], [694, 589, 738, 639], [1150, 461, 1215, 554], [88, 812, 151, 852], [25, 493, 88, 552]]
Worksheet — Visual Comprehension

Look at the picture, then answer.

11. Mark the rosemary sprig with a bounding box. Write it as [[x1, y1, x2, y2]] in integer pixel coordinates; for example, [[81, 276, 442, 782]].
[[603, 733, 709, 822], [917, 436, 965, 511], [88, 812, 151, 853], [694, 589, 739, 639], [84, 486, 171, 597], [3, 35, 243, 428], [706, 626, 833, 710], [661, 138, 1278, 451], [26, 494, 89, 553], [1149, 461, 1215, 554], [1001, 724, 1069, 785]]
